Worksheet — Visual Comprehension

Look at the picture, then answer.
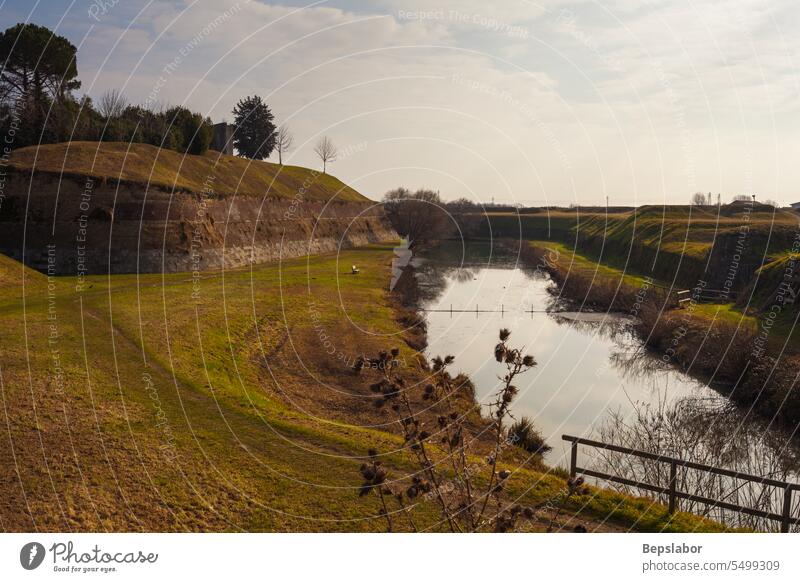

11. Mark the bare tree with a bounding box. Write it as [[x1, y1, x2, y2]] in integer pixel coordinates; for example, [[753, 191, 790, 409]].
[[595, 394, 799, 531], [97, 89, 127, 119], [275, 125, 294, 165], [382, 187, 453, 245], [314, 135, 337, 173], [691, 192, 707, 206]]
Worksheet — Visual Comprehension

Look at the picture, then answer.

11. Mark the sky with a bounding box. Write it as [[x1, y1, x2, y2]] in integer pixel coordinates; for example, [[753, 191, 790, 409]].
[[2, 0, 800, 205]]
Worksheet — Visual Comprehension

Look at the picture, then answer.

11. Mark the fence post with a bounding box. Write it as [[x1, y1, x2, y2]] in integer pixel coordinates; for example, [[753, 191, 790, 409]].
[[782, 487, 793, 533], [569, 440, 578, 478], [668, 460, 677, 514]]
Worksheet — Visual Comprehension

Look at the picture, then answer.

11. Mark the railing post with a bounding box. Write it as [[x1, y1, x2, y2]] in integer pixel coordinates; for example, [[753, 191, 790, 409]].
[[668, 460, 677, 514], [561, 433, 796, 529], [782, 486, 793, 533], [569, 440, 578, 478]]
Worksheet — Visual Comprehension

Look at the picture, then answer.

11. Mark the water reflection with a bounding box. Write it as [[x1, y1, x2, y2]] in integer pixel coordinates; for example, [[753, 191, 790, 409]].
[[595, 394, 800, 531], [417, 243, 800, 530]]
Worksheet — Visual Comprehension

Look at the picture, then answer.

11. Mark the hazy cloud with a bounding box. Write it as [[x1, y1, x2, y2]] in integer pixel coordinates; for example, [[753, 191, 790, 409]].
[[6, 0, 800, 204]]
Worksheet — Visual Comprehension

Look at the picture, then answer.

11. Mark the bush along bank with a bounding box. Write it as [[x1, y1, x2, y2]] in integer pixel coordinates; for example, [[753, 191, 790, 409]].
[[508, 240, 800, 432]]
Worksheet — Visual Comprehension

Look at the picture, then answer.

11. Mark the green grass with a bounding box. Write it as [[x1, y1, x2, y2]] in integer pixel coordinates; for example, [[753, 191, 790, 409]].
[[8, 141, 368, 202], [529, 240, 761, 332], [691, 303, 758, 331], [750, 252, 800, 306], [1, 245, 415, 531], [0, 252, 46, 294], [531, 240, 655, 289], [481, 204, 800, 295], [0, 246, 726, 532]]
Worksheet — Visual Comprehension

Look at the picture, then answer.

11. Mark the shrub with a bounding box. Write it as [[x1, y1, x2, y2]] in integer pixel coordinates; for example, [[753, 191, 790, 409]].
[[509, 417, 552, 455]]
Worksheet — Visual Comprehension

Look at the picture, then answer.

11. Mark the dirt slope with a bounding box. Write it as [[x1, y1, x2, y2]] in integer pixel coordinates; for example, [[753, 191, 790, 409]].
[[0, 142, 395, 274]]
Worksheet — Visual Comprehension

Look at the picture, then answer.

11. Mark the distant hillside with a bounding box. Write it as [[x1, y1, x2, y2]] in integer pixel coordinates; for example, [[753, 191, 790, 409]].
[[8, 141, 369, 203], [476, 204, 800, 292]]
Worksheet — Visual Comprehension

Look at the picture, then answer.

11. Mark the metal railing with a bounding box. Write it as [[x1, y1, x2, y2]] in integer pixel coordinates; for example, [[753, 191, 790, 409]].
[[563, 435, 800, 532], [419, 305, 558, 317]]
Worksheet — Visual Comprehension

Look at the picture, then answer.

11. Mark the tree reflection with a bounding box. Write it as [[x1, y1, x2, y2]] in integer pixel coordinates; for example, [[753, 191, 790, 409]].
[[593, 391, 800, 531]]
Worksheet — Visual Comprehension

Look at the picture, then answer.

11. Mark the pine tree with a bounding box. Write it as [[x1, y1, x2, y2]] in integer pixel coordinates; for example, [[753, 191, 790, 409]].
[[231, 95, 276, 159]]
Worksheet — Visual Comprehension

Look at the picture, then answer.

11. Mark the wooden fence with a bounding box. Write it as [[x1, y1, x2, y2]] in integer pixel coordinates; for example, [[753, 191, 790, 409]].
[[563, 434, 800, 532], [675, 287, 737, 305]]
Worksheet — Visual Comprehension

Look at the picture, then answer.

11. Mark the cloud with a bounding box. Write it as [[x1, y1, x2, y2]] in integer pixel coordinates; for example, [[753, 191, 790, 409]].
[[23, 0, 800, 204]]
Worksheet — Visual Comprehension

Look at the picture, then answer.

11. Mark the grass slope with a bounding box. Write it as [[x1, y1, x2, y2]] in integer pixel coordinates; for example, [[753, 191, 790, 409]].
[[8, 141, 369, 202], [0, 247, 724, 532], [575, 203, 797, 261], [529, 240, 758, 332], [0, 252, 46, 294], [481, 204, 799, 289]]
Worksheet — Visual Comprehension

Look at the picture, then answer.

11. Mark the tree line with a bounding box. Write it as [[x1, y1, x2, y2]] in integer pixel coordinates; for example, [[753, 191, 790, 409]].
[[0, 23, 340, 172], [690, 191, 780, 208]]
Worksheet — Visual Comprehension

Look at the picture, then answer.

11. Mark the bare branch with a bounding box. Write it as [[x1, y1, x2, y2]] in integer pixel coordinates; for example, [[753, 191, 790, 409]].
[[314, 135, 337, 173], [97, 89, 127, 119], [275, 125, 294, 165]]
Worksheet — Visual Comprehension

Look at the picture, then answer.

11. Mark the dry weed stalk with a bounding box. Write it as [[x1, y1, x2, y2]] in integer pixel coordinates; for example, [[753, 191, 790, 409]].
[[356, 329, 577, 532]]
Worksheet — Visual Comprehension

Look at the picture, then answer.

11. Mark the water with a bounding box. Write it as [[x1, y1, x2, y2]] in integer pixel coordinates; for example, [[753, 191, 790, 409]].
[[417, 247, 709, 459], [416, 243, 800, 530]]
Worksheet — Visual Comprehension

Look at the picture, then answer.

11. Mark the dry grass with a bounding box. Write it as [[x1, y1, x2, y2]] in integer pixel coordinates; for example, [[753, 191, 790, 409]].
[[8, 141, 368, 202], [514, 238, 800, 427], [0, 244, 727, 532], [0, 253, 45, 295], [513, 240, 667, 312], [484, 204, 800, 294], [635, 303, 756, 382]]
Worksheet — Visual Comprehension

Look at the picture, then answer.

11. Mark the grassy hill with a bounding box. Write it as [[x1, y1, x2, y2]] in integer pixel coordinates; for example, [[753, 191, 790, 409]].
[[8, 141, 369, 202], [0, 252, 46, 294], [478, 203, 800, 294], [575, 203, 798, 258], [480, 204, 798, 256]]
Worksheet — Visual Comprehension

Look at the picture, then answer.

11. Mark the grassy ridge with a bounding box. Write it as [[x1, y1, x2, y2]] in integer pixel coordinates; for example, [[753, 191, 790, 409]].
[[0, 252, 46, 294], [748, 252, 800, 308], [8, 141, 369, 202], [0, 246, 725, 532], [526, 240, 758, 333], [518, 239, 800, 428], [479, 204, 800, 292]]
